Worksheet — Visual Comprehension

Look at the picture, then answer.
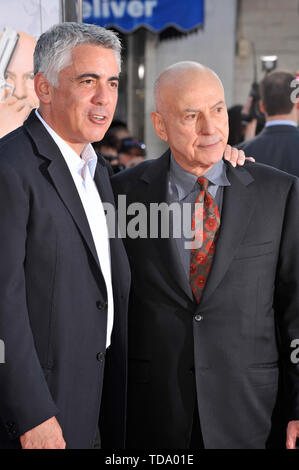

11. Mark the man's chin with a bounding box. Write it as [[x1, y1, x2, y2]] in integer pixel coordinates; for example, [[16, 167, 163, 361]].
[[88, 130, 109, 144], [195, 150, 224, 166]]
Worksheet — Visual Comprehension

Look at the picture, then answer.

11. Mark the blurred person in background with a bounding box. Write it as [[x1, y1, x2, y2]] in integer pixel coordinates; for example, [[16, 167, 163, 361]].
[[106, 118, 131, 141], [227, 103, 262, 146], [119, 136, 146, 168], [0, 30, 39, 138], [93, 134, 125, 173], [239, 71, 299, 177], [227, 104, 245, 146]]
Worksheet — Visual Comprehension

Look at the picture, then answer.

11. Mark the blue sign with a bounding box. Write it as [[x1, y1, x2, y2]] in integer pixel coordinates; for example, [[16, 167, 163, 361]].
[[83, 0, 204, 33]]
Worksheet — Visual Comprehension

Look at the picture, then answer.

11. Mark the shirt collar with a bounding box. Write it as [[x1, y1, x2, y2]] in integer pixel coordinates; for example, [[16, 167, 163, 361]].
[[35, 109, 98, 179], [81, 145, 98, 179], [169, 154, 230, 201], [265, 120, 297, 128]]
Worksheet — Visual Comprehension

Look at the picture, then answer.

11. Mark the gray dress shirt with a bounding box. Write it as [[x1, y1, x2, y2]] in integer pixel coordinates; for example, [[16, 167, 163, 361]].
[[167, 155, 231, 279]]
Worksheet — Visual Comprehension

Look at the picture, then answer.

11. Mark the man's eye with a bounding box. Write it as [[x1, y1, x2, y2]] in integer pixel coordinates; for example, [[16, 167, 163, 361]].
[[216, 107, 223, 113], [109, 81, 119, 88], [186, 114, 196, 120], [4, 74, 13, 85], [23, 73, 34, 82], [81, 79, 95, 85]]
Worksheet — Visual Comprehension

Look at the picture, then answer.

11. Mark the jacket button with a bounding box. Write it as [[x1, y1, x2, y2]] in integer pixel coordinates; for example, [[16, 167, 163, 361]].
[[96, 300, 107, 310], [194, 314, 203, 322], [96, 352, 105, 362]]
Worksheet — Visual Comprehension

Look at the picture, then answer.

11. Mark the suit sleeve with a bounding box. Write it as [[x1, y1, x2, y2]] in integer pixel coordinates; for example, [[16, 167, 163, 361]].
[[274, 177, 299, 421], [0, 162, 58, 440]]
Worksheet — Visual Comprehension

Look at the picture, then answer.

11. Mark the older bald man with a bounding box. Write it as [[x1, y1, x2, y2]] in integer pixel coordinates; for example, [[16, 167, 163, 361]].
[[112, 61, 299, 449]]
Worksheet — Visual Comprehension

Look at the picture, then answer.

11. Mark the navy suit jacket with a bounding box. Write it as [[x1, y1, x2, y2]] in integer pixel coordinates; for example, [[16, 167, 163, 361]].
[[239, 124, 299, 177]]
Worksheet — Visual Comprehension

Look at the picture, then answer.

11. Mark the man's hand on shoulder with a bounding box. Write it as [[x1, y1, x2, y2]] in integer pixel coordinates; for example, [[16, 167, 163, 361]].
[[286, 420, 299, 449], [20, 416, 66, 449], [223, 144, 255, 167]]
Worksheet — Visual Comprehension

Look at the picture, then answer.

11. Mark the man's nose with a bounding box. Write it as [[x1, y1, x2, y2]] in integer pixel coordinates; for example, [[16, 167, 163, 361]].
[[12, 77, 27, 100], [92, 84, 110, 105], [198, 114, 216, 135]]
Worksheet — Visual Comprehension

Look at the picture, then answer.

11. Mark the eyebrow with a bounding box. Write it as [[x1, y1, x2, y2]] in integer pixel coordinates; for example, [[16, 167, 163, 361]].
[[5, 71, 34, 78], [184, 100, 225, 113], [211, 100, 225, 109], [75, 73, 119, 82]]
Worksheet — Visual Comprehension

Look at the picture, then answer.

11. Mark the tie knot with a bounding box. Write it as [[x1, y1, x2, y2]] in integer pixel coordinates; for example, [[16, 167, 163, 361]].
[[197, 176, 209, 191]]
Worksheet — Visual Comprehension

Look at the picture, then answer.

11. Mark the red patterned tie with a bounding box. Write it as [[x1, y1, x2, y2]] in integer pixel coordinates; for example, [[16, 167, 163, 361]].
[[190, 176, 220, 303]]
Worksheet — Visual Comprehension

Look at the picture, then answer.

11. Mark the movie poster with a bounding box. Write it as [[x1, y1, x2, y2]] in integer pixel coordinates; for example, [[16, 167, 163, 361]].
[[0, 0, 60, 137]]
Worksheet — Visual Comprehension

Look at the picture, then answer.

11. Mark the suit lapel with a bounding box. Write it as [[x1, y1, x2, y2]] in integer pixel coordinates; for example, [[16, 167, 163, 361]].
[[46, 158, 102, 271], [24, 110, 102, 274], [94, 160, 115, 206], [198, 163, 257, 308], [94, 160, 128, 292], [141, 150, 194, 301]]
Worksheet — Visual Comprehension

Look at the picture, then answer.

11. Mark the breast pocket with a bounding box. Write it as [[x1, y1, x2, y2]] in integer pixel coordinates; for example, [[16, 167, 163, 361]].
[[234, 241, 273, 260]]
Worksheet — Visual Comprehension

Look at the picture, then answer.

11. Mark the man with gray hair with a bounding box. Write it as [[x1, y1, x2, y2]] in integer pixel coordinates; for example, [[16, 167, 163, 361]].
[[0, 22, 130, 449]]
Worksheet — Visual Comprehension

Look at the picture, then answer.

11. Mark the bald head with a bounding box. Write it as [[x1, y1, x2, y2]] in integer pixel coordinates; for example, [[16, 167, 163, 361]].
[[154, 61, 224, 113], [151, 61, 229, 176]]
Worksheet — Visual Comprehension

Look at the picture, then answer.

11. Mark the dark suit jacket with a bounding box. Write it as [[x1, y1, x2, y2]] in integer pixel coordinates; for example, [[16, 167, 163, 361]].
[[238, 124, 299, 177], [0, 111, 130, 449], [112, 150, 299, 449]]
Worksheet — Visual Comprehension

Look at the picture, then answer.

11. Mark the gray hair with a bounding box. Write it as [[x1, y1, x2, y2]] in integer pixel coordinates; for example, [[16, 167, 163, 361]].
[[34, 22, 121, 87]]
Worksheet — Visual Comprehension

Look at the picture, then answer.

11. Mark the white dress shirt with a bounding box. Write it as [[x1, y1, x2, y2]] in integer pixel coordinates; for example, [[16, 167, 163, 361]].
[[35, 110, 114, 348], [265, 119, 297, 128]]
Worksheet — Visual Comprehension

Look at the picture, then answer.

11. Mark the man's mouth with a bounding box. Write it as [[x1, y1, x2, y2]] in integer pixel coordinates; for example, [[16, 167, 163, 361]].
[[197, 140, 221, 149], [89, 114, 108, 124]]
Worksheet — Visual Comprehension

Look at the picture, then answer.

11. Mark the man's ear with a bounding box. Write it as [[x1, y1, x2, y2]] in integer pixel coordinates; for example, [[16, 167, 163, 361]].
[[151, 111, 168, 142], [34, 72, 52, 104], [259, 100, 266, 115]]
